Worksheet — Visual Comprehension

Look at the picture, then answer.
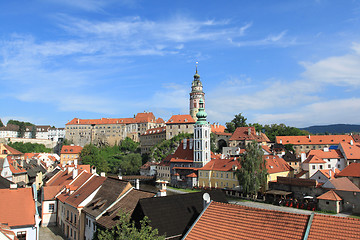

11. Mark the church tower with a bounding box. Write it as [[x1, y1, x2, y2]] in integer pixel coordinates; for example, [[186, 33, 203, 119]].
[[189, 67, 205, 122], [193, 98, 211, 168]]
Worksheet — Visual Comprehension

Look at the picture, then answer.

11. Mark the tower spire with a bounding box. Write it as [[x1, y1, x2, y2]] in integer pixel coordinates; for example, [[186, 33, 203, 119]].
[[195, 61, 198, 74]]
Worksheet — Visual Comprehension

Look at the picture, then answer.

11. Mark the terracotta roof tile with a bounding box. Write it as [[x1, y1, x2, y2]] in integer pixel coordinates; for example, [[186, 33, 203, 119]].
[[64, 176, 106, 208], [210, 124, 226, 133], [340, 142, 360, 160], [265, 155, 292, 174], [308, 149, 343, 159], [317, 169, 339, 179], [229, 127, 270, 142], [276, 135, 353, 145], [303, 155, 326, 164], [43, 185, 63, 200], [141, 126, 166, 136], [166, 115, 195, 124], [0, 188, 35, 227], [337, 162, 360, 177], [185, 201, 309, 240], [199, 157, 240, 172], [324, 177, 360, 192], [60, 145, 83, 154], [2, 145, 23, 155], [317, 190, 342, 201], [66, 112, 158, 125], [185, 201, 360, 240], [308, 214, 360, 239]]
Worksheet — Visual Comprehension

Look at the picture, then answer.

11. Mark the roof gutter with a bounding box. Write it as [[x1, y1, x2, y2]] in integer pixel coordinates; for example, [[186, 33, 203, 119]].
[[303, 212, 315, 240], [181, 200, 213, 240]]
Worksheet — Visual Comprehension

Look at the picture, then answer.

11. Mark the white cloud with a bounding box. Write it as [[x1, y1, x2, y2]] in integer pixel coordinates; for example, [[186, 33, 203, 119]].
[[253, 98, 360, 127], [301, 43, 360, 87], [228, 30, 297, 47]]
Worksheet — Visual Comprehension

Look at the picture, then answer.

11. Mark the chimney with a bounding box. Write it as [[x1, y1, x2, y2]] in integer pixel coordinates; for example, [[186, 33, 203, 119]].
[[323, 147, 329, 152], [280, 139, 282, 144], [156, 180, 168, 197], [91, 166, 96, 174], [350, 140, 354, 146], [203, 193, 211, 209], [308, 135, 311, 139], [189, 139, 193, 149], [135, 179, 140, 190], [301, 152, 306, 163], [100, 172, 106, 177], [183, 139, 187, 149], [74, 159, 78, 167], [329, 170, 331, 178], [248, 128, 251, 135], [72, 168, 78, 179], [10, 184, 17, 189]]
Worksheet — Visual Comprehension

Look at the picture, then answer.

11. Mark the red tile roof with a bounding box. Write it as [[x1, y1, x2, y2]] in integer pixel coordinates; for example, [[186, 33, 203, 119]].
[[64, 176, 106, 208], [66, 112, 158, 125], [265, 155, 292, 174], [2, 145, 23, 155], [199, 157, 241, 172], [276, 135, 353, 145], [0, 188, 35, 227], [340, 142, 360, 160], [262, 145, 272, 154], [141, 126, 166, 136], [325, 177, 360, 192], [317, 190, 342, 201], [229, 127, 270, 142], [60, 145, 83, 154], [184, 201, 309, 240], [46, 169, 74, 186], [308, 214, 360, 240], [303, 155, 326, 164], [337, 162, 360, 177], [307, 149, 343, 159], [317, 169, 339, 179], [187, 173, 197, 178], [210, 124, 226, 133], [166, 115, 195, 124], [7, 158, 27, 174], [43, 185, 63, 200], [185, 201, 360, 240]]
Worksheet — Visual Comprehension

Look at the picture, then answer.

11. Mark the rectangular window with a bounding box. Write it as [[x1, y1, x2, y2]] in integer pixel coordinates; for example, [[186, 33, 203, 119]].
[[320, 165, 323, 169], [17, 231, 26, 240], [71, 212, 73, 223], [49, 203, 55, 213], [328, 164, 331, 168], [312, 165, 315, 170], [74, 214, 77, 224]]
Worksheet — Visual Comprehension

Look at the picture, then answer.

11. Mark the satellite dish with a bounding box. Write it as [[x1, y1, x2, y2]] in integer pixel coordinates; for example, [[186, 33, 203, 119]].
[[203, 193, 210, 203]]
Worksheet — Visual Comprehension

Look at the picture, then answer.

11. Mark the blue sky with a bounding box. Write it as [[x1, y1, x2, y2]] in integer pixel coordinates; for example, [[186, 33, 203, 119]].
[[1, 0, 360, 128]]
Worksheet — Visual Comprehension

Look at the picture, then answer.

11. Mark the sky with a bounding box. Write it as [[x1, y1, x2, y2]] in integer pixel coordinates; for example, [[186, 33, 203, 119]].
[[1, 0, 360, 128]]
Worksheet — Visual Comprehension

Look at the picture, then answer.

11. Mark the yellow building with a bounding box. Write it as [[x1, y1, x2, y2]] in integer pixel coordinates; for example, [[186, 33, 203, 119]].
[[60, 145, 83, 165], [198, 157, 241, 189], [265, 155, 294, 187]]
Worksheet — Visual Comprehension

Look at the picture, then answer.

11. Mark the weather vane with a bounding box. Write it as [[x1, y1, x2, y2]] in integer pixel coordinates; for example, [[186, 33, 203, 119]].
[[196, 61, 198, 73]]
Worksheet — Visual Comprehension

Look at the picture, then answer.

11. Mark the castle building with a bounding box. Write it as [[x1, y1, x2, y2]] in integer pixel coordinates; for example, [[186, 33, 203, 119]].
[[189, 68, 205, 122], [193, 99, 211, 168]]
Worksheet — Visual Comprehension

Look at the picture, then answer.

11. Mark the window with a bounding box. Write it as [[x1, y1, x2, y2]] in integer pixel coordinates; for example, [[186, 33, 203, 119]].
[[71, 212, 73, 223], [320, 165, 323, 169], [312, 166, 315, 170], [74, 214, 77, 224], [326, 201, 329, 205], [93, 223, 96, 231], [49, 203, 55, 213], [328, 164, 331, 168], [17, 231, 26, 240], [67, 210, 69, 220], [74, 231, 76, 240]]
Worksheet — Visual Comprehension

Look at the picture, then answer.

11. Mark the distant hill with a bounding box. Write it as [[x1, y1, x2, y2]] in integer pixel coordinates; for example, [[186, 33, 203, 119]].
[[300, 124, 360, 134]]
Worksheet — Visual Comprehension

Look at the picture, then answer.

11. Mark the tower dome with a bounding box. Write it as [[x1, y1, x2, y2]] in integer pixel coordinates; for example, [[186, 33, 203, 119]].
[[196, 99, 208, 124]]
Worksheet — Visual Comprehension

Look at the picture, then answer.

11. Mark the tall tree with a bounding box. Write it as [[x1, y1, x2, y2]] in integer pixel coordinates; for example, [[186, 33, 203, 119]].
[[95, 212, 164, 240], [225, 113, 248, 133], [236, 141, 267, 197], [0, 119, 4, 127]]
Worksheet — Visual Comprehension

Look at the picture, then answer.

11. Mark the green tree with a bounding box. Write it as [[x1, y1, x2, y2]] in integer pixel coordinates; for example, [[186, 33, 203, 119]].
[[7, 120, 35, 137], [263, 123, 309, 142], [95, 212, 164, 240], [236, 141, 267, 197], [0, 119, 4, 127], [149, 133, 193, 162], [8, 142, 52, 153], [80, 144, 110, 173], [249, 123, 264, 132], [225, 113, 248, 133], [119, 137, 140, 153]]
